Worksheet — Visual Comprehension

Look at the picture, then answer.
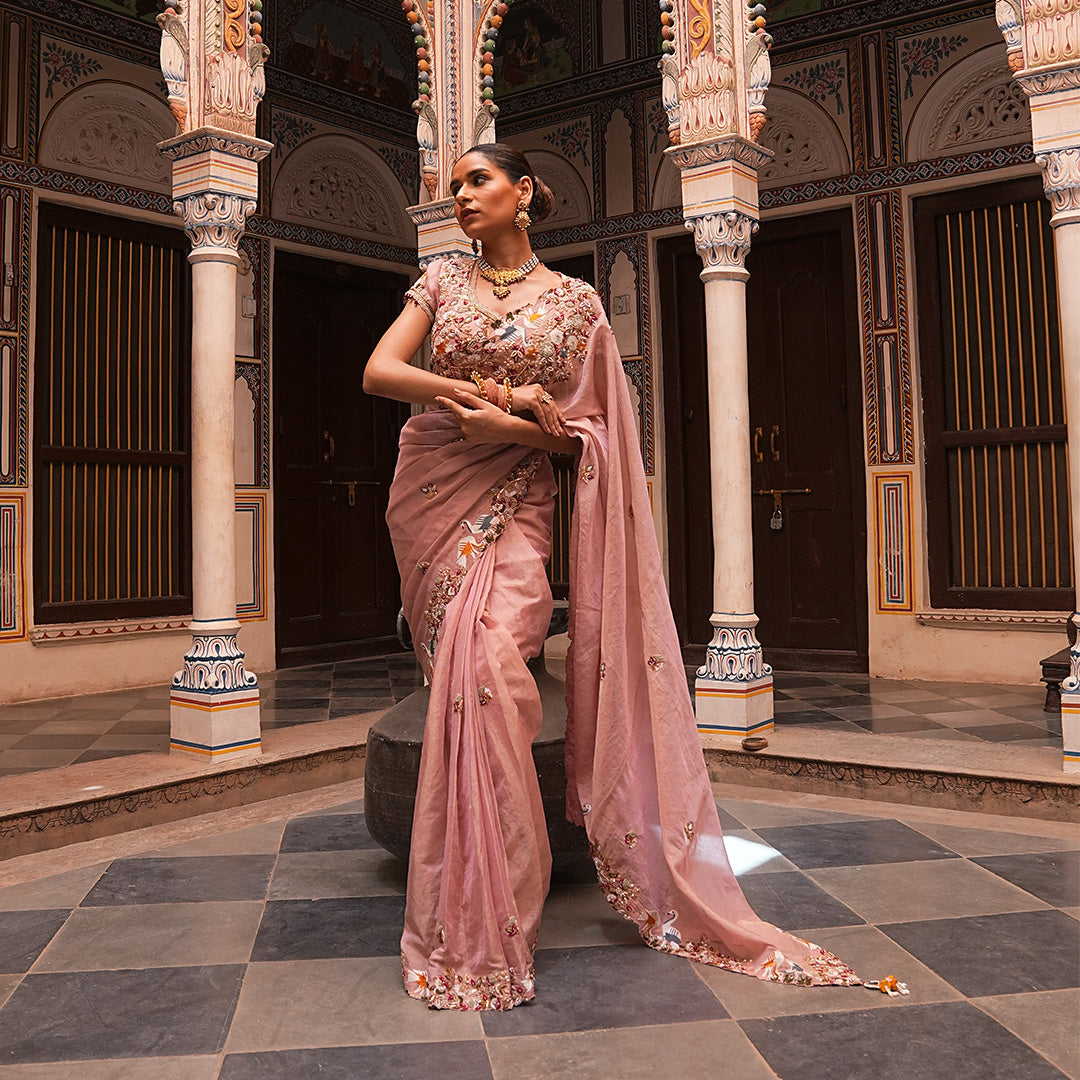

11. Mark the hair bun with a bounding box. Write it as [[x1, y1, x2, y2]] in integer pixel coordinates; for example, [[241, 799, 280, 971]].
[[529, 177, 556, 222]]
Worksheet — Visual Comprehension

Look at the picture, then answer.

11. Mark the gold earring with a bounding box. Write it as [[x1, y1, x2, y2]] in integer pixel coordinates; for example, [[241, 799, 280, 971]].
[[514, 201, 531, 231]]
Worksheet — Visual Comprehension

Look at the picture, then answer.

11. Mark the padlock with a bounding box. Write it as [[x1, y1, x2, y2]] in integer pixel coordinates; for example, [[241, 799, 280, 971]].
[[770, 508, 783, 531]]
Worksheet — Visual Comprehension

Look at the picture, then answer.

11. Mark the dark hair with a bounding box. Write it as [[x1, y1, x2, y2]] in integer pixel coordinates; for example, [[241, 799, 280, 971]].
[[458, 143, 556, 222]]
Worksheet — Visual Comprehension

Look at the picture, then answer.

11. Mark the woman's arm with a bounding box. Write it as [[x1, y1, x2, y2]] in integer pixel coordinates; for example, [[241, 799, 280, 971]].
[[437, 388, 581, 455], [362, 303, 476, 406]]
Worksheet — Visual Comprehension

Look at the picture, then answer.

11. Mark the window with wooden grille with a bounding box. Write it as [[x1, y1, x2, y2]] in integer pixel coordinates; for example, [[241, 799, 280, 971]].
[[34, 205, 191, 623], [915, 177, 1072, 610]]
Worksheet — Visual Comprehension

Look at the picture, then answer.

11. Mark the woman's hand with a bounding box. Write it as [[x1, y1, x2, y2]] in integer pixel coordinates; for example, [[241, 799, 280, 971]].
[[435, 388, 518, 445], [510, 383, 566, 437]]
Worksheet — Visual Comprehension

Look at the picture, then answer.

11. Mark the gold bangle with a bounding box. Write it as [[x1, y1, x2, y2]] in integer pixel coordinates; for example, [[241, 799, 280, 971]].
[[470, 371, 487, 401], [503, 379, 513, 413]]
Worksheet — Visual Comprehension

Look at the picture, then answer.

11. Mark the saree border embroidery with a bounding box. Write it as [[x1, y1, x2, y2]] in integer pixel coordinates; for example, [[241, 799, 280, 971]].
[[420, 452, 546, 667], [403, 960, 536, 1011], [590, 843, 862, 988]]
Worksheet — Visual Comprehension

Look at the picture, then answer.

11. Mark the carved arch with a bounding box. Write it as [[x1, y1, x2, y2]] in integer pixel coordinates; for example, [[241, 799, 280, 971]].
[[906, 45, 1031, 161], [271, 134, 414, 244], [652, 152, 681, 210], [39, 81, 175, 192], [756, 87, 850, 188]]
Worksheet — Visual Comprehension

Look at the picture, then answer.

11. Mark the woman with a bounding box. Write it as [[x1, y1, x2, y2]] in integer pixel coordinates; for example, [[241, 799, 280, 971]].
[[364, 144, 874, 1011]]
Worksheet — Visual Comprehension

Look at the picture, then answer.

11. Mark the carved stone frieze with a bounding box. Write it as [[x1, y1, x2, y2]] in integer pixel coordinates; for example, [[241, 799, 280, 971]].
[[696, 621, 772, 681], [1024, 0, 1080, 70], [158, 128, 273, 163], [1017, 65, 1080, 94], [172, 629, 258, 691], [679, 51, 737, 144], [667, 134, 772, 172], [173, 191, 256, 255], [757, 90, 848, 185], [40, 86, 175, 192], [658, 54, 682, 143]]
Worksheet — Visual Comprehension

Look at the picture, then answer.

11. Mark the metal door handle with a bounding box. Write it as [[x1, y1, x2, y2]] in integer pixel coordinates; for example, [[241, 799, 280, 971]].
[[770, 425, 780, 461], [323, 430, 335, 463], [753, 426, 763, 463]]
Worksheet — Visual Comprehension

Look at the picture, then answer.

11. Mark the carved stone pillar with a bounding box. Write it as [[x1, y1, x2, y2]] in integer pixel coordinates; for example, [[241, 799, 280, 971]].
[[997, 1, 1080, 771], [666, 3, 775, 743], [157, 1, 272, 760], [402, 1, 503, 262]]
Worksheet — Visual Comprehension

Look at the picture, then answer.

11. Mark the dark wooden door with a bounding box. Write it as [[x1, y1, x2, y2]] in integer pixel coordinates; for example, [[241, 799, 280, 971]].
[[660, 210, 867, 671], [273, 252, 410, 665]]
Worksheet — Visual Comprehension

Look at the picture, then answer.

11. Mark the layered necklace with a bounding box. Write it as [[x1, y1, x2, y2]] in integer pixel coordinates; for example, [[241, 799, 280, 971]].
[[478, 253, 539, 300]]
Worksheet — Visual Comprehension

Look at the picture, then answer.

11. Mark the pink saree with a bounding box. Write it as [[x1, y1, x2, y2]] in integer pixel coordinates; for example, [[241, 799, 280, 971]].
[[387, 257, 862, 1011]]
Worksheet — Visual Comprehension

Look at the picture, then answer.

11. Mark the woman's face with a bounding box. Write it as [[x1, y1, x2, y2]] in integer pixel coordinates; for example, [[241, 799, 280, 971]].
[[449, 152, 532, 241]]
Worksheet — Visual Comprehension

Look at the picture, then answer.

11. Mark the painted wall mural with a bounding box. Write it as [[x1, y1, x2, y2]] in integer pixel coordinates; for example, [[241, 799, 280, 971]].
[[280, 1, 413, 108], [493, 3, 575, 96]]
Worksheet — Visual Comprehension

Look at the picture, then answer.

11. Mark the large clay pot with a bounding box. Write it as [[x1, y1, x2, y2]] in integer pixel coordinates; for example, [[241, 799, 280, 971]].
[[364, 653, 588, 868]]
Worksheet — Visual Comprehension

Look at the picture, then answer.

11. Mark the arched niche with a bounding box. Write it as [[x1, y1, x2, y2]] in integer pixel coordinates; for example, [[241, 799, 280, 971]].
[[522, 148, 593, 230], [757, 87, 850, 189], [651, 152, 681, 210], [272, 134, 414, 245], [906, 45, 1031, 161], [38, 81, 175, 193]]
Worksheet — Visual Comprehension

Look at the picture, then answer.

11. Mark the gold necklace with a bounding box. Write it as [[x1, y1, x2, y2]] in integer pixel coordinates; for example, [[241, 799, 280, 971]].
[[478, 254, 539, 299]]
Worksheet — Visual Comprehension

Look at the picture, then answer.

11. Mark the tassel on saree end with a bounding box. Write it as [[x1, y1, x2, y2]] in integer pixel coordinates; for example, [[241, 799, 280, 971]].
[[864, 975, 910, 996]]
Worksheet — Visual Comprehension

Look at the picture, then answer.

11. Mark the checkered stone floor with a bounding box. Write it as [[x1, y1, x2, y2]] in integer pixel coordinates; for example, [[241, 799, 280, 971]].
[[0, 659, 1060, 778], [0, 782, 1075, 1079]]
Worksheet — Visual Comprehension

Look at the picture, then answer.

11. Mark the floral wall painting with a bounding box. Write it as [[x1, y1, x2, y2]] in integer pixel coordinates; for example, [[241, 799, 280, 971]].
[[769, 0, 824, 21], [283, 1, 412, 108], [493, 4, 574, 96]]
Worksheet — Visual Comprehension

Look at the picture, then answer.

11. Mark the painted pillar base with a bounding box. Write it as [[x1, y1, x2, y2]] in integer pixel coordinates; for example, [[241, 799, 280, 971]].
[[694, 617, 774, 747], [1061, 638, 1080, 773], [169, 625, 261, 761]]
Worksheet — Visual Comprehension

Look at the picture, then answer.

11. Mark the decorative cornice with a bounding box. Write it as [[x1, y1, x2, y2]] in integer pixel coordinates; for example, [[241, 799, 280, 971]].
[[685, 209, 759, 271], [914, 609, 1071, 631], [667, 134, 774, 172], [158, 127, 273, 162], [1016, 64, 1080, 95], [1036, 147, 1080, 223], [30, 616, 192, 644], [407, 197, 457, 226]]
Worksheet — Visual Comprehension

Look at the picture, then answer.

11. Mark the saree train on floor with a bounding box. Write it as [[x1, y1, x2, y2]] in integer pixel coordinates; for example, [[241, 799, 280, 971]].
[[386, 257, 864, 1010]]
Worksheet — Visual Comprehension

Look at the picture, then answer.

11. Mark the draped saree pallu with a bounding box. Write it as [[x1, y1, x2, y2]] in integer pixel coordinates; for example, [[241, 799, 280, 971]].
[[387, 257, 866, 1012]]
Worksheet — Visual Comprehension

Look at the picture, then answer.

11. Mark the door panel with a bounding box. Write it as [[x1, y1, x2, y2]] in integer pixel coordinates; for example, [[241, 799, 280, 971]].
[[660, 210, 867, 671], [273, 252, 410, 664]]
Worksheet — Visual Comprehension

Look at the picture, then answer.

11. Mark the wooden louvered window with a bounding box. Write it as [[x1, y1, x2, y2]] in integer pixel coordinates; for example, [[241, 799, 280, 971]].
[[915, 177, 1072, 610], [34, 204, 191, 623]]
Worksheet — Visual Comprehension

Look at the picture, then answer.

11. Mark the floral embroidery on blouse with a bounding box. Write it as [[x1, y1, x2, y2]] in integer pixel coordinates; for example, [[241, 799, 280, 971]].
[[420, 453, 546, 666], [648, 655, 665, 672], [408, 258, 599, 388]]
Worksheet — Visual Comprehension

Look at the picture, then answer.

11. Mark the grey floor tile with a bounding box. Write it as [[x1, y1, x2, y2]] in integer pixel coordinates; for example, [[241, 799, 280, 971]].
[[808, 859, 1050, 925], [219, 1041, 493, 1080], [11, 734, 100, 750], [714, 802, 747, 830], [482, 945, 727, 1037], [715, 800, 868, 829], [279, 813, 381, 852], [755, 819, 958, 870], [695, 923, 963, 1019], [74, 749, 154, 764], [0, 750, 80, 769], [973, 988, 1080, 1078], [487, 1020, 776, 1080], [0, 866, 108, 912], [0, 1059, 222, 1079], [299, 798, 366, 817], [225, 957, 482, 1052], [903, 821, 1078, 858], [851, 715, 952, 734], [970, 723, 1059, 743], [880, 909, 1080, 996], [866, 689, 953, 704], [973, 851, 1080, 908], [534, 885, 642, 949], [251, 896, 405, 961], [0, 966, 245, 1063], [825, 704, 914, 721], [33, 901, 264, 972], [957, 692, 1041, 708], [740, 1000, 1068, 1080], [82, 856, 276, 906], [0, 975, 19, 1011], [141, 821, 286, 858], [268, 850, 407, 900], [723, 830, 797, 875], [923, 708, 1029, 728], [739, 870, 864, 931], [0, 911, 69, 974]]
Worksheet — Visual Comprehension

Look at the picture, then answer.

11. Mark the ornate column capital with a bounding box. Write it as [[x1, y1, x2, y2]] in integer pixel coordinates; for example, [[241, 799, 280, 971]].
[[686, 210, 758, 275], [159, 128, 272, 260], [1036, 146, 1080, 225]]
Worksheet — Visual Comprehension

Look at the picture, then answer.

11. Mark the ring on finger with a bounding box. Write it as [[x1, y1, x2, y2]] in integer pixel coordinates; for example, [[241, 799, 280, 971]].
[[539, 391, 554, 405]]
